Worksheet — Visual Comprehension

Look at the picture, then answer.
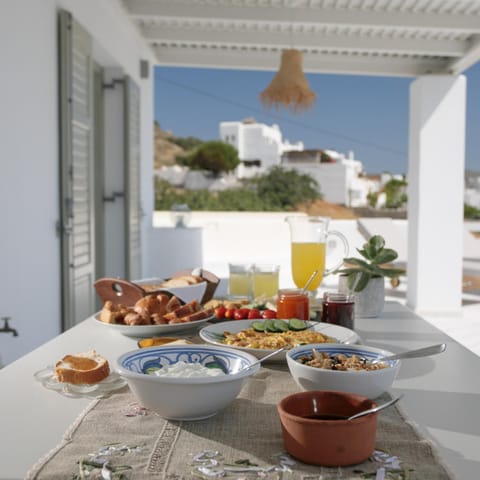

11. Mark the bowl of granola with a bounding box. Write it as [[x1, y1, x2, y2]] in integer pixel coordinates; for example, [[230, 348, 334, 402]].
[[286, 343, 401, 399]]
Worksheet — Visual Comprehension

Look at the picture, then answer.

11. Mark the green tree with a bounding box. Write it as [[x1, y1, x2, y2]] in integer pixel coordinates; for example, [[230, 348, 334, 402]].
[[182, 141, 240, 175], [170, 136, 204, 151], [154, 166, 323, 212], [366, 191, 378, 209], [384, 178, 407, 208], [246, 166, 321, 210], [465, 203, 480, 219]]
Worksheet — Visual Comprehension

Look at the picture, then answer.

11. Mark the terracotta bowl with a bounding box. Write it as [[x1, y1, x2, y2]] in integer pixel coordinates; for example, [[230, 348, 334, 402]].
[[277, 390, 377, 466]]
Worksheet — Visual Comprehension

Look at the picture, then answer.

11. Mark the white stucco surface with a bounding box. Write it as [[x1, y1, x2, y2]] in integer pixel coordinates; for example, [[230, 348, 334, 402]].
[[0, 0, 155, 366]]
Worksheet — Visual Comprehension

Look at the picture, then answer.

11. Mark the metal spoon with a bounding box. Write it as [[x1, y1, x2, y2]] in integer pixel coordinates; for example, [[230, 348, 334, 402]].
[[372, 343, 446, 364], [347, 394, 404, 420], [238, 346, 289, 373], [302, 270, 319, 294]]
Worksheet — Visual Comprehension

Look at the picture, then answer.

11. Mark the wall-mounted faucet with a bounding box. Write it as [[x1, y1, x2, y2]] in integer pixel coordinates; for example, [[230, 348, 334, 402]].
[[0, 317, 18, 337]]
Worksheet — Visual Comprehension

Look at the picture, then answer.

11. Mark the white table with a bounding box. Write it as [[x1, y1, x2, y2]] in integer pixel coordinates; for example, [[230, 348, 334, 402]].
[[1, 301, 479, 479]]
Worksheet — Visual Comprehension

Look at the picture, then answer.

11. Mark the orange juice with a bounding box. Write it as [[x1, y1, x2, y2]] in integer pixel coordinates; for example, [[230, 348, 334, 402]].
[[291, 242, 326, 290]]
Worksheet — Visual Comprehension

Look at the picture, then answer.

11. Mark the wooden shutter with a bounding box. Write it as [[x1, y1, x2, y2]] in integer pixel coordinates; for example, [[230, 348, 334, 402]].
[[124, 76, 142, 280], [58, 11, 96, 329]]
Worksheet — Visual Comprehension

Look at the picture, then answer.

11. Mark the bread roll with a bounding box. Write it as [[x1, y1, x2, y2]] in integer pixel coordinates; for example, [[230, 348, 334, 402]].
[[55, 350, 110, 385]]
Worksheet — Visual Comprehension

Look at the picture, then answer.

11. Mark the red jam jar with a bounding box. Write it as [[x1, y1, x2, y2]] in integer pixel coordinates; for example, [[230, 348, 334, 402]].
[[276, 289, 310, 320], [321, 292, 355, 329]]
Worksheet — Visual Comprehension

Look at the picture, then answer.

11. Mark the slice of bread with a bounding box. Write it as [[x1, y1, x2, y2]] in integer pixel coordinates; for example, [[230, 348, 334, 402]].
[[162, 300, 201, 322], [55, 350, 110, 385], [178, 307, 214, 323]]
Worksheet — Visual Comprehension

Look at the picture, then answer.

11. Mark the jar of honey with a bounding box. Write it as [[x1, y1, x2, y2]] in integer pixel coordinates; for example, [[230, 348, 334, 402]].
[[276, 288, 309, 320]]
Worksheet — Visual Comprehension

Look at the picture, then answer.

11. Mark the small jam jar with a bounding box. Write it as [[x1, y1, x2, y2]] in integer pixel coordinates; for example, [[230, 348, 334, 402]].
[[276, 289, 309, 320], [321, 292, 355, 329]]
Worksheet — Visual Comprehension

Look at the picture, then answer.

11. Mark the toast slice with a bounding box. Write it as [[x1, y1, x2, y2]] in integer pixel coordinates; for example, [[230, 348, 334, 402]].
[[55, 350, 110, 385], [163, 300, 201, 322], [178, 307, 214, 323]]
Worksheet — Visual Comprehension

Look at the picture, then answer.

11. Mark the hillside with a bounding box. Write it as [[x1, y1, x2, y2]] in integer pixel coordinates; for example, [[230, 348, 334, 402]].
[[154, 123, 185, 168], [295, 199, 357, 219], [153, 125, 358, 219]]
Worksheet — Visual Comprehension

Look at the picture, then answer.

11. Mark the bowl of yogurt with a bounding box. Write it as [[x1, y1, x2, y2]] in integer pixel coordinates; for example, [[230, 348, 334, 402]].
[[116, 344, 260, 420]]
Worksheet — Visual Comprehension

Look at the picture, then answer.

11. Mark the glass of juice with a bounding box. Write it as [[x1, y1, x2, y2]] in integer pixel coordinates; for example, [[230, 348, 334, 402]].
[[228, 263, 253, 300], [321, 292, 355, 330], [252, 264, 280, 299], [276, 288, 310, 320], [286, 216, 349, 294]]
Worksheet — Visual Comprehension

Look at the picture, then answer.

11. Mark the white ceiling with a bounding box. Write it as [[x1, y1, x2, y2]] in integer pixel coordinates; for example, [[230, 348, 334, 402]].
[[122, 0, 480, 77]]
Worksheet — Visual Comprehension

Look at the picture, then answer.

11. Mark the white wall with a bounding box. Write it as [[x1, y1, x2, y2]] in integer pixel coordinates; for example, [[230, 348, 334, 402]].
[[408, 75, 466, 314], [152, 212, 368, 297], [0, 0, 155, 366], [292, 162, 349, 204]]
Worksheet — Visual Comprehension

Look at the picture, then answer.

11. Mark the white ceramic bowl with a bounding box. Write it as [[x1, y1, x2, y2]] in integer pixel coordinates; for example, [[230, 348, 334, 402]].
[[286, 343, 401, 399], [116, 344, 260, 420]]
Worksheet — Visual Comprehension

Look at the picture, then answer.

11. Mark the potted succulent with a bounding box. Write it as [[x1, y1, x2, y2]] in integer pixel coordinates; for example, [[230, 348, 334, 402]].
[[335, 235, 405, 318]]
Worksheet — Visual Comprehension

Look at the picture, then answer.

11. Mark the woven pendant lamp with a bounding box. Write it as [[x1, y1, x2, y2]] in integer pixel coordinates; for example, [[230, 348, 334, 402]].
[[260, 49, 316, 112]]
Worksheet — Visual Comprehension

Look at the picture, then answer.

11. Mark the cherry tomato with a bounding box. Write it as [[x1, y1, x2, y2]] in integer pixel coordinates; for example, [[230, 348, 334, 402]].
[[224, 308, 236, 319], [214, 306, 226, 319], [234, 308, 250, 320], [247, 308, 262, 319], [261, 309, 276, 319]]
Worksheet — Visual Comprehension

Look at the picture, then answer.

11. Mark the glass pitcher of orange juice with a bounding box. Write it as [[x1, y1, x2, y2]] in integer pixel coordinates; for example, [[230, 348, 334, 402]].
[[286, 216, 349, 293]]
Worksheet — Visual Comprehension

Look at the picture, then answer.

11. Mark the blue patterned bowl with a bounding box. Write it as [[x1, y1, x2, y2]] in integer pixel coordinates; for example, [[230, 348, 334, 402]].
[[286, 343, 401, 399], [117, 344, 259, 420]]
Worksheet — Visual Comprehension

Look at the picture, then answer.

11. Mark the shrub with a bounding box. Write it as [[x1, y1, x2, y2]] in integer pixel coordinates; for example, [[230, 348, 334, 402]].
[[465, 203, 480, 219], [246, 166, 321, 209], [154, 166, 322, 212], [182, 141, 240, 175]]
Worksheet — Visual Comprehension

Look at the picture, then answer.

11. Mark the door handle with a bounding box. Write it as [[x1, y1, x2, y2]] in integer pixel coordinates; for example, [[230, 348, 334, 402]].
[[103, 191, 125, 202]]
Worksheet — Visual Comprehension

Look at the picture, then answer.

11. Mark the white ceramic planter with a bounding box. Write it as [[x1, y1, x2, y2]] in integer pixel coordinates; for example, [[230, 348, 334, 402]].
[[338, 275, 385, 318]]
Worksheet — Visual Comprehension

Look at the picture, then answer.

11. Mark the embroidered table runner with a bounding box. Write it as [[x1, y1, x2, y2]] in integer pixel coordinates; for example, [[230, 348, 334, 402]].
[[27, 366, 454, 480]]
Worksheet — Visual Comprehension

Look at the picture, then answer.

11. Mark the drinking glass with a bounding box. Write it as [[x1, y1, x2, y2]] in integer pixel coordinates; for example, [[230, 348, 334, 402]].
[[228, 263, 253, 300], [252, 264, 279, 299], [286, 216, 349, 293]]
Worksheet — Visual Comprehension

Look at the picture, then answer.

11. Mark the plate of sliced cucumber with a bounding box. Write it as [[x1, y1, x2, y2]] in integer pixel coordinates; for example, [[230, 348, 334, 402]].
[[199, 319, 361, 361]]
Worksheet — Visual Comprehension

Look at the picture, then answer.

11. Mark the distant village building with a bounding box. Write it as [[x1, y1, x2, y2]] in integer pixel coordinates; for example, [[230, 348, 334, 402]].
[[220, 119, 376, 206], [159, 119, 477, 210], [219, 119, 303, 174], [465, 170, 480, 209], [281, 149, 377, 207]]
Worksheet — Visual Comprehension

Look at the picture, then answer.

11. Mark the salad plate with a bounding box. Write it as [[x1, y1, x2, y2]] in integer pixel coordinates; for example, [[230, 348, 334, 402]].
[[199, 320, 361, 361], [34, 366, 127, 398], [93, 312, 214, 338]]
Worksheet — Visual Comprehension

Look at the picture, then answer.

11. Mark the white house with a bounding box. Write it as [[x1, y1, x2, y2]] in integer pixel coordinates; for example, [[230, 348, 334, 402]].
[[281, 149, 374, 207], [220, 119, 303, 174]]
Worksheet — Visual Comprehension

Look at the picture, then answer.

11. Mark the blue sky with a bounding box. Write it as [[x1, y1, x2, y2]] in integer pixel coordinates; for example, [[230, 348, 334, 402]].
[[154, 63, 480, 176]]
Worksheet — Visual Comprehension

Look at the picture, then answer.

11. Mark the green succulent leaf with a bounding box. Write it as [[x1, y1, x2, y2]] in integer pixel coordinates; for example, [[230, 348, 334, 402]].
[[347, 271, 361, 290], [378, 267, 406, 278], [334, 267, 364, 275], [352, 271, 372, 292], [357, 247, 372, 260], [343, 257, 376, 271], [372, 248, 398, 264], [337, 234, 403, 291], [369, 235, 385, 253]]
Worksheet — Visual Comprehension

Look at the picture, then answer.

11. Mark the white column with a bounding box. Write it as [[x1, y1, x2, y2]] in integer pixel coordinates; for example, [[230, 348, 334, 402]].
[[407, 75, 466, 314]]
